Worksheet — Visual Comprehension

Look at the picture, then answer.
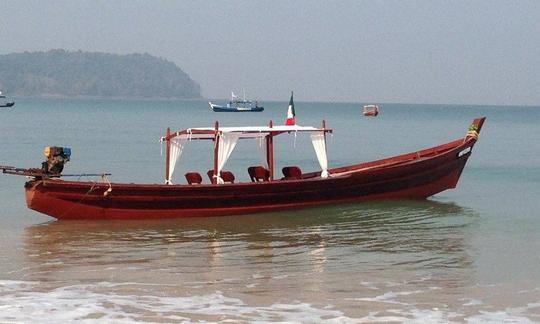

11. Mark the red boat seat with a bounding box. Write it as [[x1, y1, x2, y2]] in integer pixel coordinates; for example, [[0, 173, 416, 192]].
[[185, 172, 203, 185], [281, 166, 302, 180], [248, 166, 270, 182], [207, 170, 235, 184]]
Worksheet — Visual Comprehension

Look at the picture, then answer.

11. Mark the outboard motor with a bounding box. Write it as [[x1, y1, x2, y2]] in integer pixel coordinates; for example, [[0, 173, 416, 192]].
[[42, 146, 71, 175]]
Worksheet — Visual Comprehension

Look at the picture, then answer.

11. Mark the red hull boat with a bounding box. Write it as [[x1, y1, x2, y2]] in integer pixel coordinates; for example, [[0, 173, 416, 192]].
[[22, 118, 484, 220], [20, 118, 485, 219]]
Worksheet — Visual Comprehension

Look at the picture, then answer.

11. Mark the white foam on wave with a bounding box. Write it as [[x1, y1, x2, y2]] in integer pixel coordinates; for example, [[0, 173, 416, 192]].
[[356, 289, 424, 305], [353, 306, 539, 324], [359, 281, 379, 290], [0, 280, 353, 323], [1, 280, 538, 323], [352, 288, 539, 323], [0, 279, 37, 292], [465, 303, 540, 324], [356, 308, 463, 323], [460, 298, 483, 306]]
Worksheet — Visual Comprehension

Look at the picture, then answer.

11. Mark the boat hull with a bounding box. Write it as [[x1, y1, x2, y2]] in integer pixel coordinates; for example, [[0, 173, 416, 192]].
[[25, 161, 466, 220], [211, 105, 264, 112], [209, 102, 264, 112], [24, 124, 483, 220], [363, 110, 378, 116]]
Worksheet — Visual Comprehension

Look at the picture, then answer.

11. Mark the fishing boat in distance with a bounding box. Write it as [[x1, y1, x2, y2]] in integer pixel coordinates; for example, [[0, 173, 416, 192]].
[[363, 104, 379, 116], [3, 117, 486, 220], [0, 91, 15, 108], [209, 91, 263, 112]]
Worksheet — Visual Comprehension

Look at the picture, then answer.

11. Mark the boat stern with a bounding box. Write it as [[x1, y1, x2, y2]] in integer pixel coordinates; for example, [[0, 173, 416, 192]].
[[24, 179, 76, 220], [24, 180, 40, 211]]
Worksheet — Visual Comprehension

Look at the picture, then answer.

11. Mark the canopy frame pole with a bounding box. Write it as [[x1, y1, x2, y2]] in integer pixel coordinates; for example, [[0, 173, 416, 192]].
[[267, 120, 274, 181], [212, 121, 219, 184], [165, 127, 171, 184], [323, 120, 328, 177], [322, 119, 327, 151]]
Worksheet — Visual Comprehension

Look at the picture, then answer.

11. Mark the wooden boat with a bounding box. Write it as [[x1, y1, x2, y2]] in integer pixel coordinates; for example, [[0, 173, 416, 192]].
[[208, 90, 263, 112], [21, 118, 485, 220], [363, 104, 379, 116]]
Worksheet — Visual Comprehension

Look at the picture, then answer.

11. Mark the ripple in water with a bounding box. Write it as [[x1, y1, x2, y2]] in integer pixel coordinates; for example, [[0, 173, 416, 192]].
[[0, 200, 537, 322]]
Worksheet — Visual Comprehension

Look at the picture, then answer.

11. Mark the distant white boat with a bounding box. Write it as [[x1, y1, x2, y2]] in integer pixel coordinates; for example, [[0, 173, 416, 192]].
[[363, 104, 379, 117], [0, 91, 15, 108], [209, 90, 263, 112]]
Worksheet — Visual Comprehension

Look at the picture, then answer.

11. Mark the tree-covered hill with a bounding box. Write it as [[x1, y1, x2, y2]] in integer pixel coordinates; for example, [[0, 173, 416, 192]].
[[0, 49, 201, 98]]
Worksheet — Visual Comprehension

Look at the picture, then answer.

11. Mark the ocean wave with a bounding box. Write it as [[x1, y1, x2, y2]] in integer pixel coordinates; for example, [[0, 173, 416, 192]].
[[1, 280, 538, 323]]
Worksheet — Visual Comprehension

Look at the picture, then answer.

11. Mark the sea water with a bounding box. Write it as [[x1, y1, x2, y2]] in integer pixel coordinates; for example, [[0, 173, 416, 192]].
[[0, 98, 539, 322]]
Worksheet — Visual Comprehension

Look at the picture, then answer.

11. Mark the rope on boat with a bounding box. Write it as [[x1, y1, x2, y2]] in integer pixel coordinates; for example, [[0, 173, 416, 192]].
[[55, 181, 99, 219], [467, 124, 479, 138], [466, 130, 479, 140], [464, 123, 479, 143], [102, 174, 112, 196], [61, 173, 111, 178]]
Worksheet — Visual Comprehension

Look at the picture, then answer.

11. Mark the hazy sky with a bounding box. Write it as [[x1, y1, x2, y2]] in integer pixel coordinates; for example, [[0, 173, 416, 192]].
[[2, 0, 540, 105]]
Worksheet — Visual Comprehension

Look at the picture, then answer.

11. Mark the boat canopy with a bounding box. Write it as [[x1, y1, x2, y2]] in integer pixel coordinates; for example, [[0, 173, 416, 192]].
[[161, 123, 332, 184], [166, 124, 329, 140]]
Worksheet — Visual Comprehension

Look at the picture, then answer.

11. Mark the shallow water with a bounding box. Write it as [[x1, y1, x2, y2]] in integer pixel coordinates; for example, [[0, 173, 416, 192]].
[[1, 98, 539, 322]]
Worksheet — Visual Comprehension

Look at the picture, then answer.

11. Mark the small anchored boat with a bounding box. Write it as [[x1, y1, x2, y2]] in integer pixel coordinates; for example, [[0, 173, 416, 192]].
[[209, 91, 263, 112], [4, 117, 485, 220], [0, 91, 15, 108], [363, 104, 379, 116]]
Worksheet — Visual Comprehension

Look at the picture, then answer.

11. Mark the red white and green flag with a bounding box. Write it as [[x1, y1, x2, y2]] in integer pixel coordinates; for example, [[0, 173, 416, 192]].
[[285, 91, 295, 125]]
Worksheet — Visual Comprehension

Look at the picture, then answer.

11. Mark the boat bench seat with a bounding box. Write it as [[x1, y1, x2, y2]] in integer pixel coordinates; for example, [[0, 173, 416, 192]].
[[281, 166, 302, 180], [207, 170, 235, 184], [185, 172, 203, 185], [248, 166, 270, 182]]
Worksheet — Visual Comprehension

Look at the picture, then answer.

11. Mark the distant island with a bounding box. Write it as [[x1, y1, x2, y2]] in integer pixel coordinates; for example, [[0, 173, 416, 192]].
[[0, 49, 201, 98]]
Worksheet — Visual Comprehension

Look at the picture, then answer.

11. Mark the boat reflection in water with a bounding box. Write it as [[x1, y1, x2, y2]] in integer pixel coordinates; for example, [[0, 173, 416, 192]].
[[19, 200, 479, 321], [24, 200, 476, 273]]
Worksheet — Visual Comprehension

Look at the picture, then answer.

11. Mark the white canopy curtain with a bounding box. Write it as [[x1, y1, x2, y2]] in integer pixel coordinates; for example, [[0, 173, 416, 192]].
[[216, 132, 240, 184], [167, 137, 187, 184], [310, 132, 329, 178], [255, 136, 268, 168]]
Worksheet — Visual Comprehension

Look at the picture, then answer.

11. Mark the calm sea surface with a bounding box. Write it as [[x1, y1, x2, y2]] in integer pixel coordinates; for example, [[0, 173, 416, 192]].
[[0, 98, 539, 322]]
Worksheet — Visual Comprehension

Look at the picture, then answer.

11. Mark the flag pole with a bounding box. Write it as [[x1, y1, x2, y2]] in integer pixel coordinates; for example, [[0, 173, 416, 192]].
[[267, 120, 274, 181]]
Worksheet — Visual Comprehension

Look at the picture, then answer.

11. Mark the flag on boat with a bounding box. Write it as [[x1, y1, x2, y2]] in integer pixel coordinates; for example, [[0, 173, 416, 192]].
[[285, 91, 295, 125]]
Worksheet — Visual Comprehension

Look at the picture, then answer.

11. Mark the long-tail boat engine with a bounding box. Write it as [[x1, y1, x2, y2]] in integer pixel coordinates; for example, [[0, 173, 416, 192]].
[[42, 146, 71, 175], [2, 146, 106, 179]]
